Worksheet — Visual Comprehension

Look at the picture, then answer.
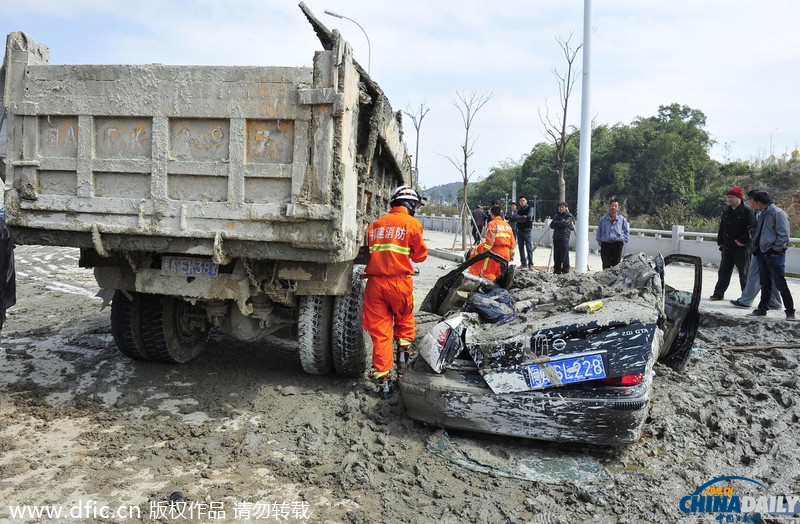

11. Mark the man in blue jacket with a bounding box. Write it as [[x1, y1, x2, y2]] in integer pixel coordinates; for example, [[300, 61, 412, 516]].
[[749, 190, 794, 320], [595, 198, 629, 269]]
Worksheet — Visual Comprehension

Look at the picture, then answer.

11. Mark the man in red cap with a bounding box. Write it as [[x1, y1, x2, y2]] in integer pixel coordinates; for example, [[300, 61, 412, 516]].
[[709, 186, 756, 301]]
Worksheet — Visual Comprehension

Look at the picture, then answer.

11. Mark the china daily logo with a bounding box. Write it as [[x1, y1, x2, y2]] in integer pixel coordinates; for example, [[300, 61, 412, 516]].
[[680, 476, 799, 521]]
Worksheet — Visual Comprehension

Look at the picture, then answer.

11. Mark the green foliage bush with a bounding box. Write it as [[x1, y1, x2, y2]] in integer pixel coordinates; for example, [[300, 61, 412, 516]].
[[455, 103, 799, 232]]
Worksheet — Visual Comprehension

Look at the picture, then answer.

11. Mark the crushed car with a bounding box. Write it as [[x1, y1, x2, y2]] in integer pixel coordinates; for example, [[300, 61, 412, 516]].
[[400, 252, 701, 446]]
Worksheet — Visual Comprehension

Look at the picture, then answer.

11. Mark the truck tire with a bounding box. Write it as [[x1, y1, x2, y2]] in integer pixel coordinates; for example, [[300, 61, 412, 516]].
[[332, 265, 371, 377], [297, 295, 334, 375], [110, 290, 151, 361], [140, 294, 208, 364]]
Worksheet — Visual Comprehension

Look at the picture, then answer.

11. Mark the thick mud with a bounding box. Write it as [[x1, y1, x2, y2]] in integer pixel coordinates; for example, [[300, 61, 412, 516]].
[[1, 245, 798, 523]]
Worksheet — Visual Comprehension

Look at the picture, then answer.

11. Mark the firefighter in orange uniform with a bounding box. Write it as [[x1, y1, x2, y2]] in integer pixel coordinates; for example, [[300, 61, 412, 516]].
[[363, 186, 428, 392], [468, 205, 515, 281]]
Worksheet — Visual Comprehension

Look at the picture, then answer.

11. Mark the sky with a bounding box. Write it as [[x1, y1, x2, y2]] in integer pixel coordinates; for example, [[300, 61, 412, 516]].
[[2, 1, 798, 190]]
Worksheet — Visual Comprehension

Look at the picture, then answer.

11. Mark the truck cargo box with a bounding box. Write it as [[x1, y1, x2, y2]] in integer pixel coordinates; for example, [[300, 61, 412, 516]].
[[0, 4, 412, 373]]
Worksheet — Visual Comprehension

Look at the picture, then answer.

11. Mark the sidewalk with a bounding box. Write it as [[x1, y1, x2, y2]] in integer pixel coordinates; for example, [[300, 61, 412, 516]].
[[421, 229, 800, 320]]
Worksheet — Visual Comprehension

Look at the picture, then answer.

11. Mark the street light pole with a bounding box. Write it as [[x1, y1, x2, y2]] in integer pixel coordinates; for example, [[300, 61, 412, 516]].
[[324, 10, 371, 74]]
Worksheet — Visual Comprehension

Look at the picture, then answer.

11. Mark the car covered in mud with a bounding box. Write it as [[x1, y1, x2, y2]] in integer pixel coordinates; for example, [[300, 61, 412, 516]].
[[400, 252, 702, 446]]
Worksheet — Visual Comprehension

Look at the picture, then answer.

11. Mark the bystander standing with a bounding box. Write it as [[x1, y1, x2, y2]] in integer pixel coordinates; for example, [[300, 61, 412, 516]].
[[710, 186, 756, 301], [748, 190, 794, 320], [517, 196, 535, 269], [595, 198, 629, 269], [730, 189, 782, 310], [471, 204, 485, 244], [550, 202, 574, 275]]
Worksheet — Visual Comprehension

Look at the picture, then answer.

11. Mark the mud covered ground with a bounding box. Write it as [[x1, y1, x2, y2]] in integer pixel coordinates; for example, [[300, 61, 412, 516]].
[[1, 245, 799, 523]]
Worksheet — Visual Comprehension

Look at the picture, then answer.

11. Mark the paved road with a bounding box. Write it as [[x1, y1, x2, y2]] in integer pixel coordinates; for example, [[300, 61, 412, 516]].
[[420, 228, 800, 320]]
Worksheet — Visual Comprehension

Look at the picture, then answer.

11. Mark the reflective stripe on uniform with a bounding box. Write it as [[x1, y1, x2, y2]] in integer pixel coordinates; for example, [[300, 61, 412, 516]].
[[369, 243, 412, 255]]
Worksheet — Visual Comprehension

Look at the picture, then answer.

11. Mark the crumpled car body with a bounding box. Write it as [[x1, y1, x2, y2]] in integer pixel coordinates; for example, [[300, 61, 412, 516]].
[[400, 253, 702, 446]]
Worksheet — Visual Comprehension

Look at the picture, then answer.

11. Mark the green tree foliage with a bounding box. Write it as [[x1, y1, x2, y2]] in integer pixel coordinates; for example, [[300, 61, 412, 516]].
[[515, 142, 580, 219], [472, 159, 523, 207], [462, 103, 800, 231], [599, 103, 718, 216]]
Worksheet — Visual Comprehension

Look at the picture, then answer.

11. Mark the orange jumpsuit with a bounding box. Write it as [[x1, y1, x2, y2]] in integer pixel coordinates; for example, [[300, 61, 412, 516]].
[[362, 206, 428, 377], [468, 216, 515, 281]]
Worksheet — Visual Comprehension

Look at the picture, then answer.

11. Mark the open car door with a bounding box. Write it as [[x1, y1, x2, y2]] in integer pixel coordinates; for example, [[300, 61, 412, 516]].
[[657, 254, 702, 372]]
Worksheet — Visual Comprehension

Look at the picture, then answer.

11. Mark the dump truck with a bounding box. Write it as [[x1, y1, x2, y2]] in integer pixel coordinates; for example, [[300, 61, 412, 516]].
[[0, 4, 410, 376]]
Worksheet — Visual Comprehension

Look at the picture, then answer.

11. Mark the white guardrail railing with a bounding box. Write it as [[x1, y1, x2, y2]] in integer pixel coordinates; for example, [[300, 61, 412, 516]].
[[417, 214, 800, 275]]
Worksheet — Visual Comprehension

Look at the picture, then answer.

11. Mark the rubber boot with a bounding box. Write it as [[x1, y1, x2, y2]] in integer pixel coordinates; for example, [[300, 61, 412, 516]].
[[396, 340, 412, 374], [377, 376, 392, 398]]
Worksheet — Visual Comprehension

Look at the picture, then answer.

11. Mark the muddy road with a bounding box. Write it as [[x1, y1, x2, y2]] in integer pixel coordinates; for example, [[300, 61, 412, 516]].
[[1, 244, 799, 523]]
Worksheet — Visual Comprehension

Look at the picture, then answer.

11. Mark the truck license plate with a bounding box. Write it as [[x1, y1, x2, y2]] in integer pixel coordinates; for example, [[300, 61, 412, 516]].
[[161, 256, 219, 278], [527, 353, 606, 389]]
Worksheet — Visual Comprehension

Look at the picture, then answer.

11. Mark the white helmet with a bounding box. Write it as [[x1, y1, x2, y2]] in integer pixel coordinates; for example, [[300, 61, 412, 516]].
[[391, 185, 424, 205], [390, 186, 425, 215]]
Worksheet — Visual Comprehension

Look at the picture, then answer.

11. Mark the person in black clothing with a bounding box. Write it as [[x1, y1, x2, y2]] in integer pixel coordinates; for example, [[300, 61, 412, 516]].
[[549, 202, 574, 274], [471, 204, 486, 244], [517, 196, 535, 269], [710, 186, 756, 300]]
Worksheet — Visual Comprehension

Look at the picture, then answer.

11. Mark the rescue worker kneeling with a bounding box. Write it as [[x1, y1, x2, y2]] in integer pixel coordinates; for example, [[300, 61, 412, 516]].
[[468, 205, 515, 281], [362, 186, 428, 395]]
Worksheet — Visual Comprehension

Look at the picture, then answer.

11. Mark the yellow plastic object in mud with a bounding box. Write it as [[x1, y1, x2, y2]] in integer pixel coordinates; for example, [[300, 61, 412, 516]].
[[573, 300, 604, 313]]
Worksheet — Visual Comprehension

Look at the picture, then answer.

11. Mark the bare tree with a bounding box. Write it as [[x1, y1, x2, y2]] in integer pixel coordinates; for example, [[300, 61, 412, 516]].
[[539, 35, 583, 204], [444, 91, 494, 250], [403, 102, 430, 190]]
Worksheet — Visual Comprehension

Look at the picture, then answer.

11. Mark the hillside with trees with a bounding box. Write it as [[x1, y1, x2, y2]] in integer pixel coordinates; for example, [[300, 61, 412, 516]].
[[452, 103, 799, 234]]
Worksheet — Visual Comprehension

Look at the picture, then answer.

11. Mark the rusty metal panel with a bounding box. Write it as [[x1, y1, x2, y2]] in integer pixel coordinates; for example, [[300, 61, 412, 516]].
[[245, 120, 295, 164], [169, 119, 230, 161], [39, 116, 78, 158], [95, 118, 152, 160]]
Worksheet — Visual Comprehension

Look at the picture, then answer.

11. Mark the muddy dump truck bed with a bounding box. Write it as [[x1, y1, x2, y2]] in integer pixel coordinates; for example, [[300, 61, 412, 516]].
[[1, 11, 407, 265], [0, 5, 409, 374]]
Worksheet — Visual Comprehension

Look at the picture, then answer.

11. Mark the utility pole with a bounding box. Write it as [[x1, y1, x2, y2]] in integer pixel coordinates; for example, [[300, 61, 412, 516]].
[[575, 0, 593, 273]]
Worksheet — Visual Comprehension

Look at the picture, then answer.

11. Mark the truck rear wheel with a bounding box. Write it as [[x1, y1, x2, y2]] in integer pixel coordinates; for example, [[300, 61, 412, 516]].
[[140, 294, 208, 363], [110, 290, 151, 361], [297, 295, 334, 375], [332, 265, 371, 377]]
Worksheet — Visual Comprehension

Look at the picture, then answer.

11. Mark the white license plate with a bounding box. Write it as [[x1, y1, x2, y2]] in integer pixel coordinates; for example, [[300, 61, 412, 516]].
[[161, 256, 219, 278], [527, 353, 606, 389]]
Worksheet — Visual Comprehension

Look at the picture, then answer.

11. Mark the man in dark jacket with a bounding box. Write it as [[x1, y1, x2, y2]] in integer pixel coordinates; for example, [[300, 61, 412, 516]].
[[516, 196, 535, 269], [471, 204, 486, 244], [710, 186, 756, 300], [549, 202, 574, 274]]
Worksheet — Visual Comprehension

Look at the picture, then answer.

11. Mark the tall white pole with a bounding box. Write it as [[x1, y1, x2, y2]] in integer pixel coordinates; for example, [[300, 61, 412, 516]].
[[575, 0, 593, 273]]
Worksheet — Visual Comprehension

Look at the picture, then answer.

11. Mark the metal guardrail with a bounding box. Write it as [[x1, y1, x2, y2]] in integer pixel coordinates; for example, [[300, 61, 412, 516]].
[[418, 213, 800, 274]]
